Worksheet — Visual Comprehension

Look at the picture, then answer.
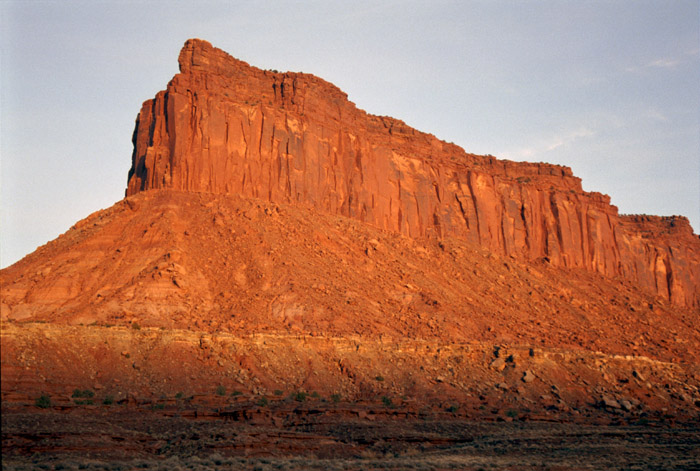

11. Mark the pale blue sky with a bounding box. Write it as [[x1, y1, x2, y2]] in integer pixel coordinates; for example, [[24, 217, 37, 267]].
[[1, 0, 698, 268]]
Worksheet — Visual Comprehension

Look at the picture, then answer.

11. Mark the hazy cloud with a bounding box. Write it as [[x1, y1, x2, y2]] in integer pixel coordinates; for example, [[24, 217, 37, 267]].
[[626, 49, 697, 73], [500, 126, 595, 161], [646, 57, 680, 69], [642, 109, 669, 122]]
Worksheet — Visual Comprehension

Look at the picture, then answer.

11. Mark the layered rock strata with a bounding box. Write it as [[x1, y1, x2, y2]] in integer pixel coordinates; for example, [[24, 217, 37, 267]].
[[126, 39, 700, 307]]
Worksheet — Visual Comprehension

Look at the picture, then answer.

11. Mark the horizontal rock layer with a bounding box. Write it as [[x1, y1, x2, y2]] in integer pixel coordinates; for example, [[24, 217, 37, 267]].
[[126, 39, 700, 307]]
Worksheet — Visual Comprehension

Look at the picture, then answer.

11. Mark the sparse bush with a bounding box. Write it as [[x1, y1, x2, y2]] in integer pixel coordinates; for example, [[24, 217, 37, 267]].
[[506, 409, 519, 418], [231, 390, 242, 397], [257, 397, 269, 407], [310, 391, 321, 399], [381, 395, 393, 407], [175, 392, 184, 399], [375, 375, 384, 382], [72, 389, 95, 398], [35, 394, 51, 408], [131, 322, 141, 330], [273, 389, 283, 396], [210, 453, 225, 466], [151, 403, 165, 410], [330, 393, 342, 403], [292, 391, 307, 402], [446, 404, 459, 413], [215, 385, 227, 396], [103, 395, 114, 405]]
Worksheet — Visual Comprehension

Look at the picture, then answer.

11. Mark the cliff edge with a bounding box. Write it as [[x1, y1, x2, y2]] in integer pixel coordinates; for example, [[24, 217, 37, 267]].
[[126, 39, 700, 307]]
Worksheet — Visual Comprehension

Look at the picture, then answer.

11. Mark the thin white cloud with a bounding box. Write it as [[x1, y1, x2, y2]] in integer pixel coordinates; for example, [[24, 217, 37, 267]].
[[545, 127, 595, 151], [626, 50, 696, 73], [500, 126, 595, 161], [646, 57, 680, 69], [642, 108, 668, 122]]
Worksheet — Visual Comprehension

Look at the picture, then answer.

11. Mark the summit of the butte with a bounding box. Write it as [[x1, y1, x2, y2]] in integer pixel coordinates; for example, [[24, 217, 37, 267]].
[[126, 38, 699, 307], [1, 39, 699, 421]]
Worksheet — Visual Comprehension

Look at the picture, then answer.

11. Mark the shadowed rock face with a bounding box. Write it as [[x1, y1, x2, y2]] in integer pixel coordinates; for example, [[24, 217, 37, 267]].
[[126, 39, 699, 307]]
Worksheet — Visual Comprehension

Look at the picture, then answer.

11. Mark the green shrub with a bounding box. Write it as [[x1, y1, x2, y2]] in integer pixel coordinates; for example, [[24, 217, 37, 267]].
[[446, 404, 459, 413], [103, 395, 114, 405], [310, 391, 321, 399], [375, 375, 385, 382], [231, 390, 242, 397], [330, 393, 342, 403], [215, 385, 227, 396], [381, 396, 393, 407], [257, 397, 269, 407], [175, 392, 184, 399], [35, 394, 51, 409], [72, 389, 95, 398], [273, 389, 283, 396], [506, 409, 519, 418], [131, 322, 141, 330], [292, 391, 307, 402]]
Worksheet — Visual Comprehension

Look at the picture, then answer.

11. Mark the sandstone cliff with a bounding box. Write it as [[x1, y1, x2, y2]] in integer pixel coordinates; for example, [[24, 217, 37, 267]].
[[126, 39, 700, 307], [4, 190, 699, 365]]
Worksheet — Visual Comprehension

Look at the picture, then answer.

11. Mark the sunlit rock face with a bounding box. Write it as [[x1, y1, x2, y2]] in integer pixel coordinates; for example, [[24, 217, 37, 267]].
[[126, 39, 700, 307]]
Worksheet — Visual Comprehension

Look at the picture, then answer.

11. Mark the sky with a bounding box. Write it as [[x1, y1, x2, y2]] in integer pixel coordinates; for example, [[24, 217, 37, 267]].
[[1, 0, 698, 268]]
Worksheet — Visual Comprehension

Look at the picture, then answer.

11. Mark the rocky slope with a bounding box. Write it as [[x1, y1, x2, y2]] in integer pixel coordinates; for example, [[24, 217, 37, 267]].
[[126, 39, 700, 307], [2, 190, 699, 415], [2, 190, 698, 364], [1, 40, 699, 422]]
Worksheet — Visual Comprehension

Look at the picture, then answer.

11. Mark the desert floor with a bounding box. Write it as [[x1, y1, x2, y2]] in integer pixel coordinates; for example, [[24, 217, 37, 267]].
[[3, 403, 699, 471]]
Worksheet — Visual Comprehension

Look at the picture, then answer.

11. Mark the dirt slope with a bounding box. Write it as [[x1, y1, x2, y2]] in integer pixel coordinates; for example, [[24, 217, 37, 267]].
[[2, 190, 699, 420], [2, 190, 698, 363]]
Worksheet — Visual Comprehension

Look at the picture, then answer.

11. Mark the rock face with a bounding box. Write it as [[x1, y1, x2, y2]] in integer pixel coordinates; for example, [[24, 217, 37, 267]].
[[126, 39, 700, 307]]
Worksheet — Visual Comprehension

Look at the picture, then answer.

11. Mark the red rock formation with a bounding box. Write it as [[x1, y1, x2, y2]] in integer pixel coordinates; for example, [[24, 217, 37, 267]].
[[127, 39, 700, 307]]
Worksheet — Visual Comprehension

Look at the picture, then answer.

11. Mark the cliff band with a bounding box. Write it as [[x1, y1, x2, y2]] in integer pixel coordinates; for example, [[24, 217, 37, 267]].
[[125, 39, 699, 307]]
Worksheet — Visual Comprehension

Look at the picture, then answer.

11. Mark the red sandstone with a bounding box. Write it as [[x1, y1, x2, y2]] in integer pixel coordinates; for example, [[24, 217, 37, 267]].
[[126, 39, 700, 307], [2, 40, 699, 431]]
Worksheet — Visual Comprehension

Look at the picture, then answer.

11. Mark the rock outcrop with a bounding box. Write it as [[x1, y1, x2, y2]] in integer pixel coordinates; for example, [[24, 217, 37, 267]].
[[126, 39, 700, 307], [6, 190, 699, 364]]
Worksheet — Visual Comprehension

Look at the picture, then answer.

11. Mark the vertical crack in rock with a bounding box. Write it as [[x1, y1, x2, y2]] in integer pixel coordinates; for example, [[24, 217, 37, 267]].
[[125, 38, 700, 307]]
